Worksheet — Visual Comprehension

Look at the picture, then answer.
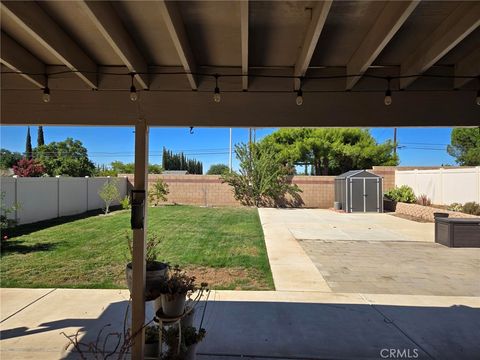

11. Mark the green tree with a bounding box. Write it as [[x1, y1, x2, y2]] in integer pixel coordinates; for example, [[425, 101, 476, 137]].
[[260, 128, 398, 175], [148, 178, 169, 206], [447, 128, 480, 166], [108, 161, 162, 174], [207, 163, 230, 175], [221, 143, 302, 207], [0, 149, 23, 169], [25, 127, 32, 160], [162, 147, 203, 174], [37, 126, 45, 147], [98, 179, 120, 214], [34, 138, 95, 177]]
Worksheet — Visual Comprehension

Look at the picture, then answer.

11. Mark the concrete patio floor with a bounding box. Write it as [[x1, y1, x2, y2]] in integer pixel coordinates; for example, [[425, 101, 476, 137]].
[[1, 288, 480, 360], [259, 208, 480, 296]]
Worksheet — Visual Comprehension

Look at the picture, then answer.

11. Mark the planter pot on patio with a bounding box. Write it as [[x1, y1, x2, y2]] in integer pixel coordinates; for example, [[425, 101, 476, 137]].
[[125, 261, 168, 301], [184, 343, 198, 360], [181, 307, 195, 328], [161, 293, 186, 317]]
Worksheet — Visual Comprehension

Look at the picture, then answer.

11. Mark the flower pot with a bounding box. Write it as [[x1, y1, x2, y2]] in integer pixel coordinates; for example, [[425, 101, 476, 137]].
[[181, 307, 195, 328], [161, 293, 186, 317], [184, 343, 197, 360], [125, 261, 168, 301], [144, 342, 158, 358]]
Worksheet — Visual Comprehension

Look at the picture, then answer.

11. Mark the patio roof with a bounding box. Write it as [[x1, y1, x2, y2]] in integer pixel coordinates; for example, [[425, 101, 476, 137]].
[[1, 0, 479, 127]]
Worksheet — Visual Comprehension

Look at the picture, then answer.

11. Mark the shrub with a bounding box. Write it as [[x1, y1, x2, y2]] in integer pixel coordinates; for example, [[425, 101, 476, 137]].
[[462, 202, 480, 216], [207, 164, 230, 175], [221, 143, 302, 207], [98, 178, 120, 214], [447, 203, 463, 212], [148, 178, 169, 206], [416, 194, 431, 206], [384, 185, 416, 203], [0, 191, 18, 231], [120, 195, 131, 210], [12, 158, 45, 177]]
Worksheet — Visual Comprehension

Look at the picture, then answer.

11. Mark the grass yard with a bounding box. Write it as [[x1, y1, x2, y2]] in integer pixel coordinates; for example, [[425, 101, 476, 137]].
[[0, 206, 274, 290]]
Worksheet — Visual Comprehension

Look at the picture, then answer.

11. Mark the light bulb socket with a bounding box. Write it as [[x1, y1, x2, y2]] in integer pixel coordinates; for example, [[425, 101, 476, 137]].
[[214, 86, 220, 95], [42, 87, 51, 103], [43, 87, 50, 95]]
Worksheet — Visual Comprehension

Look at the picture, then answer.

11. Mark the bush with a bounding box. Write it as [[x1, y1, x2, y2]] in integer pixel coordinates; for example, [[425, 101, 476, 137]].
[[0, 191, 18, 231], [148, 178, 169, 206], [384, 185, 416, 203], [462, 202, 480, 216], [98, 179, 120, 214], [207, 163, 230, 175], [447, 203, 463, 212], [416, 194, 431, 206], [120, 195, 131, 210]]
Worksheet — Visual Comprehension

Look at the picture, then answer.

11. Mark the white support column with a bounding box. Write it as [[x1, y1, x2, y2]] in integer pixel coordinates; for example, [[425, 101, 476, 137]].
[[131, 120, 148, 360]]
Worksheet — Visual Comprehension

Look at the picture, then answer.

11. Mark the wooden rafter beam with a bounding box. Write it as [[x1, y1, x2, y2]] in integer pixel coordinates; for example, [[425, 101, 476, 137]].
[[294, 1, 332, 90], [454, 48, 480, 89], [78, 1, 149, 89], [240, 1, 249, 91], [0, 1, 97, 89], [0, 31, 46, 88], [346, 1, 419, 90], [400, 2, 480, 89], [158, 1, 197, 90]]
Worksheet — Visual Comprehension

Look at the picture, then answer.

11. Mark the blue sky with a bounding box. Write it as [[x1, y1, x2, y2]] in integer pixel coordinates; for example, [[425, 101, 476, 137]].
[[0, 126, 456, 171]]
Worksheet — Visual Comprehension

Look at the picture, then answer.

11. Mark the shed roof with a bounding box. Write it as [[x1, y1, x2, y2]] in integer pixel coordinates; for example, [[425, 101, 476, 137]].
[[1, 0, 479, 126], [336, 170, 381, 179]]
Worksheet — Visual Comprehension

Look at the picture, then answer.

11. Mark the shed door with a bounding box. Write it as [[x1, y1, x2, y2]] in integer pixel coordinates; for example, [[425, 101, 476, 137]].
[[365, 178, 379, 212], [349, 178, 364, 212]]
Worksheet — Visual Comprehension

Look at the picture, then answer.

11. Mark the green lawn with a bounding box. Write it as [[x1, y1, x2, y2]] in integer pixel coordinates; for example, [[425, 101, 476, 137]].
[[0, 206, 274, 290]]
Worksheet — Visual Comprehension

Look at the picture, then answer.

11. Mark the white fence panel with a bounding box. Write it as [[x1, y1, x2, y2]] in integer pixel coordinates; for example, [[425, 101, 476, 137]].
[[395, 167, 480, 205], [0, 177, 127, 225], [17, 178, 58, 224], [0, 177, 17, 220], [59, 178, 88, 216]]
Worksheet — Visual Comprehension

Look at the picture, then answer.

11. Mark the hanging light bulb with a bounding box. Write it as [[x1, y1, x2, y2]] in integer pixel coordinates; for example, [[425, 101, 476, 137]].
[[384, 77, 392, 106], [42, 86, 50, 103], [296, 88, 303, 106], [384, 89, 392, 106], [129, 73, 137, 101], [213, 75, 221, 103]]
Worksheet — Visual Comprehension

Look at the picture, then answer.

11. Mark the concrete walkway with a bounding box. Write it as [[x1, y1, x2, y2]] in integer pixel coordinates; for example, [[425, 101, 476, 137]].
[[1, 288, 479, 360]]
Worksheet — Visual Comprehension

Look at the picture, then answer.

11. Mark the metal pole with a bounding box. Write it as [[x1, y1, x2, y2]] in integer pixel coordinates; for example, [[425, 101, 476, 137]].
[[393, 128, 397, 157], [132, 120, 148, 360], [229, 128, 232, 172]]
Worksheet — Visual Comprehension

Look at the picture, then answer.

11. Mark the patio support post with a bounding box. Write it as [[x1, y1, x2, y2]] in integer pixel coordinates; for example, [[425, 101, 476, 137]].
[[132, 119, 148, 360]]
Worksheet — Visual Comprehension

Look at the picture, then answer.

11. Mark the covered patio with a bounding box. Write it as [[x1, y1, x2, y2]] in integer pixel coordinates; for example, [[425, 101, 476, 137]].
[[1, 1, 479, 359]]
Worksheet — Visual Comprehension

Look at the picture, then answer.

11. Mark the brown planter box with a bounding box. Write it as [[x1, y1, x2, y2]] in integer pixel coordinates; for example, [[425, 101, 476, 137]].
[[435, 218, 480, 248]]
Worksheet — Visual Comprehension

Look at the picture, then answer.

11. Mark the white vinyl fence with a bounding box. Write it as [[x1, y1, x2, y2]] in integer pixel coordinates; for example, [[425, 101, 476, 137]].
[[0, 176, 127, 225], [395, 167, 480, 205]]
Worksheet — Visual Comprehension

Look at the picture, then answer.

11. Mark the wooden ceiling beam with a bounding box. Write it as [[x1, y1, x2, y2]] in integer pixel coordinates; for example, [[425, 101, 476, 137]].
[[346, 1, 419, 90], [0, 31, 46, 88], [1, 1, 98, 89], [454, 48, 480, 89], [400, 2, 480, 89], [158, 1, 198, 90], [240, 1, 249, 91], [294, 1, 332, 90], [78, 1, 149, 89]]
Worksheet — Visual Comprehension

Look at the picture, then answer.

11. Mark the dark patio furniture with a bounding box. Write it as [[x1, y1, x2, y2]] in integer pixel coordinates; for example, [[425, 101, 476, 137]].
[[435, 217, 480, 248]]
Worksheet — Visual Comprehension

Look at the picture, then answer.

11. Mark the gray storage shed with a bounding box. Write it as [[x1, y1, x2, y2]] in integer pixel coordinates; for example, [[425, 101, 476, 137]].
[[334, 170, 383, 213]]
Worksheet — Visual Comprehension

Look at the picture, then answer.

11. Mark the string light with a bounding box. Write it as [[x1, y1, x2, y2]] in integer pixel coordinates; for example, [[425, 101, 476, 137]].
[[42, 76, 50, 103], [296, 77, 304, 106], [384, 77, 392, 106], [129, 73, 137, 102], [213, 74, 221, 103]]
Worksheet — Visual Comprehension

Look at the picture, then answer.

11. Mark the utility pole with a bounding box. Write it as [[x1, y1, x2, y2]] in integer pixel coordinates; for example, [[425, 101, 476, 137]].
[[393, 128, 397, 157], [229, 128, 232, 172]]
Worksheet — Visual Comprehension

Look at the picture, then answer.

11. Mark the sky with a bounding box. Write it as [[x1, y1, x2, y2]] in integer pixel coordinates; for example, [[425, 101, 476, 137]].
[[0, 126, 456, 172]]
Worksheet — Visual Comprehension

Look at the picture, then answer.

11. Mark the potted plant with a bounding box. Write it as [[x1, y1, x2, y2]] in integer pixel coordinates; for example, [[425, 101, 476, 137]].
[[125, 231, 168, 301], [163, 325, 206, 360], [144, 324, 160, 358], [158, 266, 196, 317]]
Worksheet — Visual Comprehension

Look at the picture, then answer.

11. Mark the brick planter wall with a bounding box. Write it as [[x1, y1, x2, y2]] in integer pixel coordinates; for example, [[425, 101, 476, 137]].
[[122, 174, 336, 208], [394, 202, 478, 222]]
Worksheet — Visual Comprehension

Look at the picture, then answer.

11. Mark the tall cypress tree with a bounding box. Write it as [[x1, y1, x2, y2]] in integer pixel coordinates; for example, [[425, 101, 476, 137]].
[[37, 126, 45, 146], [25, 126, 33, 159]]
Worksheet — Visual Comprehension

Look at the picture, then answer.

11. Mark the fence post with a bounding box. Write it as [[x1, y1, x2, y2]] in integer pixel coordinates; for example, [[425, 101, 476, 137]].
[[439, 167, 444, 205], [56, 175, 61, 218], [85, 176, 89, 212], [13, 175, 18, 224]]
